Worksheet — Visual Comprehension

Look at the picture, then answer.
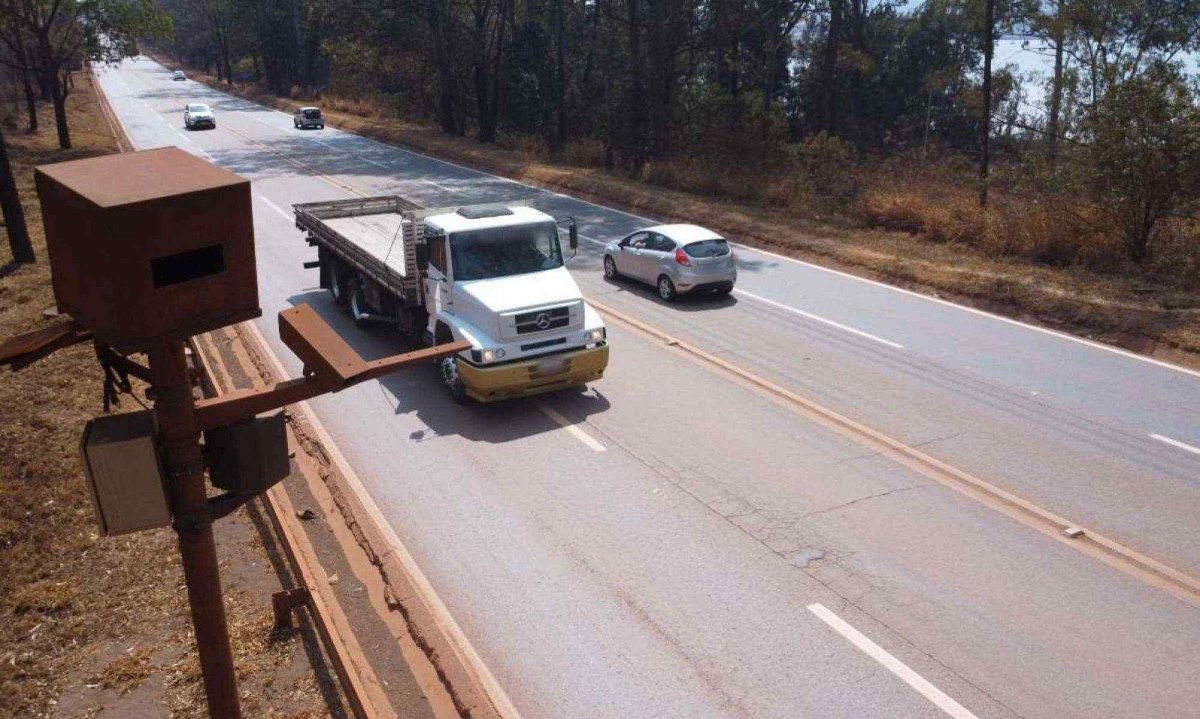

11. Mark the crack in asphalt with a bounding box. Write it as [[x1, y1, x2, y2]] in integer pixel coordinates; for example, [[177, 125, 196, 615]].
[[800, 483, 931, 520]]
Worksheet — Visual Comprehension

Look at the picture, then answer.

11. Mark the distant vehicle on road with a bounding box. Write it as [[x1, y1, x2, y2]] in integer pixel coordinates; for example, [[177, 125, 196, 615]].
[[171, 69, 186, 81], [183, 103, 215, 129], [294, 196, 608, 402], [604, 224, 736, 301], [294, 107, 325, 129]]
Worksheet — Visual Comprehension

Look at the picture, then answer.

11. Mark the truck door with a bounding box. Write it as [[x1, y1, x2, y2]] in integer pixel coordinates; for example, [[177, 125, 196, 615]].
[[424, 236, 453, 319]]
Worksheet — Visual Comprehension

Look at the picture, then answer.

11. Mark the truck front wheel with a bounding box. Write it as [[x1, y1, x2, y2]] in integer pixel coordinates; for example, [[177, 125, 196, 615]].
[[438, 357, 467, 403]]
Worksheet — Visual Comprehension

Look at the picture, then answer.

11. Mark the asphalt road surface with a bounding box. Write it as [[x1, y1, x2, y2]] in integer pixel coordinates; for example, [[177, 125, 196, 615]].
[[95, 58, 1200, 718]]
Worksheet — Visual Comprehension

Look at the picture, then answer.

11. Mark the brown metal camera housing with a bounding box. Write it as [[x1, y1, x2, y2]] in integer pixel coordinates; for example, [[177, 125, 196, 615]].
[[35, 147, 260, 351]]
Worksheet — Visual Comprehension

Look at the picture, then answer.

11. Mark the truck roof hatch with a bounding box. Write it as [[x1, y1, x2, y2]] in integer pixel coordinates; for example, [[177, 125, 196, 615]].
[[456, 206, 514, 219]]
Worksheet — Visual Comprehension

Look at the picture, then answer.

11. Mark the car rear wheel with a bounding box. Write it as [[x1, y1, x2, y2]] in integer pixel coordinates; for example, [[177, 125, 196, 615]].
[[657, 275, 677, 302], [604, 256, 619, 280]]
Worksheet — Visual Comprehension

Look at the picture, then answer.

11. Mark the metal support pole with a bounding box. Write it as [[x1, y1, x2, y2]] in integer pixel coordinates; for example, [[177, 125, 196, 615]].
[[148, 341, 242, 719]]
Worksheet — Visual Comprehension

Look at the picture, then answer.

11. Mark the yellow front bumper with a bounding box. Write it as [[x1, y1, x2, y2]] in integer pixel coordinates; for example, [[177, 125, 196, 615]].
[[457, 344, 609, 402]]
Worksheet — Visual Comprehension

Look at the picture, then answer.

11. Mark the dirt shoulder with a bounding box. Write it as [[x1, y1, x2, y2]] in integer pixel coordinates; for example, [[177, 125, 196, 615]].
[[0, 71, 347, 718], [164, 56, 1198, 367]]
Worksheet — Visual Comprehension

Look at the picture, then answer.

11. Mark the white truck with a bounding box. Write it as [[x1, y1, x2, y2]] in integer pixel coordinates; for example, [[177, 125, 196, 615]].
[[293, 195, 609, 402]]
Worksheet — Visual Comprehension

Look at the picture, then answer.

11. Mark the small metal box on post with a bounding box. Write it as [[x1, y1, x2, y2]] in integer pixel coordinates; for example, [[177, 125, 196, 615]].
[[36, 147, 260, 350], [0, 147, 469, 719]]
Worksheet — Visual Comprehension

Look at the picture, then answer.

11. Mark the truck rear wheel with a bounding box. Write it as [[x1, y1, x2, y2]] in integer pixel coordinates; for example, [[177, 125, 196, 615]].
[[347, 278, 372, 328], [329, 260, 350, 307]]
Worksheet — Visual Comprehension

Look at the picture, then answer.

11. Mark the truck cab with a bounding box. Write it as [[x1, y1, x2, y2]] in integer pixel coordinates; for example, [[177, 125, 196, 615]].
[[420, 205, 608, 401]]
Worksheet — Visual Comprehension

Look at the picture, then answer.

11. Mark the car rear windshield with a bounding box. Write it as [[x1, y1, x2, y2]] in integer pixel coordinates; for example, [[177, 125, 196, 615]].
[[683, 239, 730, 258], [303, 109, 321, 118]]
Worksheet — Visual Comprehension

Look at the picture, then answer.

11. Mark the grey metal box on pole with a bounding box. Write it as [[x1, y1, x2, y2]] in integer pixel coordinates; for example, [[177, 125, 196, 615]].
[[79, 410, 171, 536]]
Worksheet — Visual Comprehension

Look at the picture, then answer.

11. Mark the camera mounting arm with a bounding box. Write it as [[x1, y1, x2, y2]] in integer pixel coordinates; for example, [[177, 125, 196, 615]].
[[193, 304, 469, 432]]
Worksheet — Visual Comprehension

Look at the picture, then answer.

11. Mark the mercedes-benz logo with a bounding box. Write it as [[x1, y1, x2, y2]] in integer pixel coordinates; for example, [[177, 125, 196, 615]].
[[534, 312, 552, 330]]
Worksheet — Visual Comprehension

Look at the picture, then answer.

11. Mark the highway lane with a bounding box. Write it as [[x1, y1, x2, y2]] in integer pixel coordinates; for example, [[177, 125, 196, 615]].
[[94, 58, 1200, 717], [99, 58, 1200, 585]]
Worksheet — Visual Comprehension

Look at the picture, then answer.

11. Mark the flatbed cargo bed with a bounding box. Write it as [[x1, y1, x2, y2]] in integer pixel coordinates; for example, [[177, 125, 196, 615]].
[[320, 214, 408, 276], [294, 195, 425, 306]]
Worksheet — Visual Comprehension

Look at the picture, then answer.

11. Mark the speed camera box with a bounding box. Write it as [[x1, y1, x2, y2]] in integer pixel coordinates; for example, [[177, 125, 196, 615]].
[[35, 147, 260, 350]]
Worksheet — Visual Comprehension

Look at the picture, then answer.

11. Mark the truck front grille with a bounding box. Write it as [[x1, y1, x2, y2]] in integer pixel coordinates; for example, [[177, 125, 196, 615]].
[[521, 337, 567, 352], [515, 306, 570, 335]]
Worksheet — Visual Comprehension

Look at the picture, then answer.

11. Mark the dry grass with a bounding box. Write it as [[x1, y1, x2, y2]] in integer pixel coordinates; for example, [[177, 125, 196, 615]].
[[1, 71, 340, 719], [171, 57, 1200, 362], [92, 648, 154, 695]]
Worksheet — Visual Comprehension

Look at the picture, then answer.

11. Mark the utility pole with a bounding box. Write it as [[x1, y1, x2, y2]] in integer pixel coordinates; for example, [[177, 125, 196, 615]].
[[149, 340, 242, 719], [979, 0, 994, 208], [0, 125, 35, 263]]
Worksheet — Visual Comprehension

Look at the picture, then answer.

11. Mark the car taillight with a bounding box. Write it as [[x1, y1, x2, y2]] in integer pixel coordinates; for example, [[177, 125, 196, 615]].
[[675, 248, 691, 266]]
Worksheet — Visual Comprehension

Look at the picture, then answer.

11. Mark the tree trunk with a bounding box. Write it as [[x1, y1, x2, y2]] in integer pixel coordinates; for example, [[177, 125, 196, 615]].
[[817, 0, 843, 135], [50, 74, 70, 149], [626, 0, 647, 169], [432, 2, 457, 134], [979, 0, 994, 208], [0, 125, 35, 263], [12, 31, 38, 133], [1046, 0, 1065, 167], [476, 67, 497, 143], [554, 0, 566, 153]]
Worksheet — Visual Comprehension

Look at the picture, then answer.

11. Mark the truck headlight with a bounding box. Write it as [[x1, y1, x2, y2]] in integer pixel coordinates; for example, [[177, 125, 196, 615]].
[[586, 328, 606, 342], [472, 348, 506, 363]]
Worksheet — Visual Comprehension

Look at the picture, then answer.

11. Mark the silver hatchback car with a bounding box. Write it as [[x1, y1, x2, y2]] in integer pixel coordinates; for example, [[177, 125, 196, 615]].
[[603, 224, 737, 301]]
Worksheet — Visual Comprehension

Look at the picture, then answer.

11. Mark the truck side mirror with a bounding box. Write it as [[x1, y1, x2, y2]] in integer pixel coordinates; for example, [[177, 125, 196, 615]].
[[415, 243, 429, 271], [569, 222, 578, 251]]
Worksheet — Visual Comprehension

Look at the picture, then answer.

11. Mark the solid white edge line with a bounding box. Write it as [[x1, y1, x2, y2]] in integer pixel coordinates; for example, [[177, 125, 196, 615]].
[[242, 322, 524, 719], [733, 288, 905, 350], [806, 603, 980, 719], [255, 194, 292, 221], [536, 403, 606, 452], [1150, 434, 1200, 457]]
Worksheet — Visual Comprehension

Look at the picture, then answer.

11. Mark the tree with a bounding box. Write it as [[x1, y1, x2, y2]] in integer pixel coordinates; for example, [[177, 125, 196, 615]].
[[3, 0, 167, 149], [0, 15, 39, 132], [815, 0, 843, 134], [0, 124, 34, 264], [1086, 62, 1200, 262], [979, 0, 994, 207]]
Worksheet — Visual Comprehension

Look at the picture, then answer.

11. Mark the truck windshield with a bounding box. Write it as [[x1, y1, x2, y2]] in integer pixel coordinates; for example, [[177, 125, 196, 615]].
[[450, 222, 563, 281]]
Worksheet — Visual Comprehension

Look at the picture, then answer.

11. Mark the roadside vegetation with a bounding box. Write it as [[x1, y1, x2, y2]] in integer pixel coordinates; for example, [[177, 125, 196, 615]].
[[0, 70, 336, 719], [149, 0, 1199, 357]]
